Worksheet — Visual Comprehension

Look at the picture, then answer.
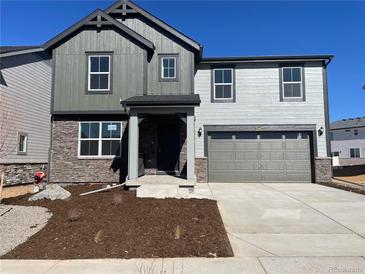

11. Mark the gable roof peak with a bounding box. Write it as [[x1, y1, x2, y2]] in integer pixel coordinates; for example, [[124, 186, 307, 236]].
[[105, 0, 202, 54], [43, 8, 154, 52]]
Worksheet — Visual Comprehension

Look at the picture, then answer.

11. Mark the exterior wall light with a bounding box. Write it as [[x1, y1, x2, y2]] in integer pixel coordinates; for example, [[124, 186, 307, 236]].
[[318, 126, 324, 136], [198, 127, 202, 137]]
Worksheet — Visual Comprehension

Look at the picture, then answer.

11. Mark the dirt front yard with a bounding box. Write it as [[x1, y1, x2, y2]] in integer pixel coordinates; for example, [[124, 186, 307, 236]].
[[334, 164, 365, 186], [1, 184, 233, 259]]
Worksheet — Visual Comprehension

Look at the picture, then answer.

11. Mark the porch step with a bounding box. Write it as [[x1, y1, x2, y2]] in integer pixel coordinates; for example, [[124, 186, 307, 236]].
[[125, 175, 196, 188], [136, 183, 212, 199]]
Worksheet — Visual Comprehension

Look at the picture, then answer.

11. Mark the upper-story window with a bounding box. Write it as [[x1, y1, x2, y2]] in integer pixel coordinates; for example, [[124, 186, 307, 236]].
[[88, 55, 111, 92], [280, 66, 305, 101], [212, 68, 235, 103], [159, 54, 179, 82]]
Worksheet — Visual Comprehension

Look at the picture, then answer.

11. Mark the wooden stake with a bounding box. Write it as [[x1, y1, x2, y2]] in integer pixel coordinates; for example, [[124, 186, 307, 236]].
[[0, 170, 4, 202], [79, 183, 126, 196]]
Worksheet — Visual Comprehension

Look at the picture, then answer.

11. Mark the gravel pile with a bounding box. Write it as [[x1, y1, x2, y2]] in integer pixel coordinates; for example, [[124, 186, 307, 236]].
[[0, 205, 52, 256]]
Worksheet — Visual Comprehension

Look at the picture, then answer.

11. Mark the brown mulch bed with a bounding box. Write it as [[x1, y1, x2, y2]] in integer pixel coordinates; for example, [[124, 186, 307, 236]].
[[1, 184, 233, 259]]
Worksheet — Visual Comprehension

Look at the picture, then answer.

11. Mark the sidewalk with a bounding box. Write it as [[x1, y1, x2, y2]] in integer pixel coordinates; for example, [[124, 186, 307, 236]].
[[1, 257, 364, 274]]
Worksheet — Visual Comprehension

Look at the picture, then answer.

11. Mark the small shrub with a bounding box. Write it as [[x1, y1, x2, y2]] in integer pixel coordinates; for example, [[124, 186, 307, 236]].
[[175, 225, 181, 240], [112, 193, 123, 205], [68, 208, 80, 222]]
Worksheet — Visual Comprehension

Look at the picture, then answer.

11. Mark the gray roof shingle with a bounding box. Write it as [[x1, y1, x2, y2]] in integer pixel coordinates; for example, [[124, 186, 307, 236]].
[[331, 117, 365, 130], [0, 46, 40, 54], [120, 95, 201, 106]]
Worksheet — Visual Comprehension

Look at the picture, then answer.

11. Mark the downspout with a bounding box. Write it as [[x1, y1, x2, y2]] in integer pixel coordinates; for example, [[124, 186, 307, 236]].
[[322, 56, 333, 157]]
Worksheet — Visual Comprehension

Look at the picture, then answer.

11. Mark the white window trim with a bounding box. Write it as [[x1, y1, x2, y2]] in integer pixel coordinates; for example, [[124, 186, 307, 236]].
[[17, 133, 28, 154], [349, 148, 360, 158], [78, 122, 122, 159], [88, 55, 111, 91], [282, 67, 303, 99], [161, 56, 177, 79], [213, 68, 234, 100]]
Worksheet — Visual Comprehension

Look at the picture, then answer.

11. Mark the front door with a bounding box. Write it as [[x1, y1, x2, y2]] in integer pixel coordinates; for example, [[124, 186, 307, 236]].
[[157, 121, 180, 174]]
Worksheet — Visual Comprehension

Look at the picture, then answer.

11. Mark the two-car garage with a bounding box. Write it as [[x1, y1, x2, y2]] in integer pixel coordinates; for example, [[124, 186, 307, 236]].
[[207, 130, 314, 183]]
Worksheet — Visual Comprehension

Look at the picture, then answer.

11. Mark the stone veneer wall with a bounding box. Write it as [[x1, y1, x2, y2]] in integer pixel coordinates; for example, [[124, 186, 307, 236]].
[[314, 157, 332, 183], [50, 117, 128, 183], [195, 157, 208, 183], [0, 163, 47, 186]]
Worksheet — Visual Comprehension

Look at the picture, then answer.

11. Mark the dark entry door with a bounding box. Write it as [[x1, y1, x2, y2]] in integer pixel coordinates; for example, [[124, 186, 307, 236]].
[[157, 122, 180, 173]]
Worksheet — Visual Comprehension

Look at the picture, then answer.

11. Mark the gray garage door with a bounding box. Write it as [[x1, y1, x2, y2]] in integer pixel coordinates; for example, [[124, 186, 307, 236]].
[[208, 131, 312, 183]]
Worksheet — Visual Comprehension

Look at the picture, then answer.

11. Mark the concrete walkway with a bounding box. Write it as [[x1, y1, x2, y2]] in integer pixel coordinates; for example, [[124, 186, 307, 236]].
[[1, 183, 365, 274]]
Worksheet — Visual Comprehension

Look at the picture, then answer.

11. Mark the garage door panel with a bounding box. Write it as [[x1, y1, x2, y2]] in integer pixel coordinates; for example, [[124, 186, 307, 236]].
[[260, 142, 283, 150], [210, 172, 235, 182], [210, 161, 235, 170], [234, 172, 261, 181], [286, 161, 311, 170], [235, 142, 259, 150], [235, 161, 259, 170], [286, 152, 310, 160], [261, 161, 285, 170], [261, 171, 286, 182], [208, 131, 312, 183], [286, 141, 309, 150], [209, 151, 235, 160], [209, 142, 235, 151], [285, 172, 312, 182], [236, 151, 259, 160], [260, 151, 285, 160]]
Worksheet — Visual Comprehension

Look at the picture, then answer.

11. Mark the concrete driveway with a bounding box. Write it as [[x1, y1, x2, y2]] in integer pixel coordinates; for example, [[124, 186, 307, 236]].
[[208, 183, 365, 257]]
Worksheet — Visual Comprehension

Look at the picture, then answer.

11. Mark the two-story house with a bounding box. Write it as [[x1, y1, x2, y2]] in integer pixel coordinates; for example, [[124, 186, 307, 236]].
[[0, 47, 52, 186], [331, 117, 365, 166], [46, 0, 333, 185]]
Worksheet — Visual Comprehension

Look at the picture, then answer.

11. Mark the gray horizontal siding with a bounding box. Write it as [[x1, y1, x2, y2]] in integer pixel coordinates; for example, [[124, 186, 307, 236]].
[[194, 62, 328, 158], [0, 53, 52, 164]]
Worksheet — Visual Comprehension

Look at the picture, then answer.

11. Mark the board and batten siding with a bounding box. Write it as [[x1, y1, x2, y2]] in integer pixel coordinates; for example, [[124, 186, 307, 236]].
[[0, 53, 52, 164], [194, 62, 328, 158], [53, 29, 145, 113], [53, 18, 195, 113], [122, 17, 195, 96]]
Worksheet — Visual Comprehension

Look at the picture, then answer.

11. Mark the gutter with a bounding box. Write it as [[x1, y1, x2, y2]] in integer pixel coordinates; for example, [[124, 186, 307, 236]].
[[0, 48, 44, 58]]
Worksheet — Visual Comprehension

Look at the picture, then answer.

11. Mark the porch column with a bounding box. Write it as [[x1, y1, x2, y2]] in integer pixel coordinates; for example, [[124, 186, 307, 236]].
[[128, 112, 139, 180], [186, 111, 196, 181]]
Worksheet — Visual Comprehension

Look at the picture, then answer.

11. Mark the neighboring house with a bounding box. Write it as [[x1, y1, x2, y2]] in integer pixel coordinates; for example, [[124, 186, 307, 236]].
[[331, 117, 365, 166], [42, 0, 332, 184], [0, 47, 52, 186]]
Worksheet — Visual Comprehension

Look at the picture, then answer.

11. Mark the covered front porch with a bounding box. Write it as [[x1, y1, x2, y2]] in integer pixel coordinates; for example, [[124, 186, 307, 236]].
[[121, 95, 200, 186]]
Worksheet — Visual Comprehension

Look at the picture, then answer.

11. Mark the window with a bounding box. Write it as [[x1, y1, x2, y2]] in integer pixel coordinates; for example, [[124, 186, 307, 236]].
[[17, 133, 28, 155], [281, 67, 304, 100], [350, 148, 360, 158], [159, 55, 178, 81], [354, 129, 358, 135], [331, 152, 340, 157], [79, 122, 122, 157], [88, 55, 111, 92], [161, 57, 176, 79], [212, 68, 234, 102]]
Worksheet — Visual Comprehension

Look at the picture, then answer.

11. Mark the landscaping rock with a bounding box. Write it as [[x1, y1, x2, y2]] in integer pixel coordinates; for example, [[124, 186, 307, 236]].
[[28, 184, 71, 201]]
